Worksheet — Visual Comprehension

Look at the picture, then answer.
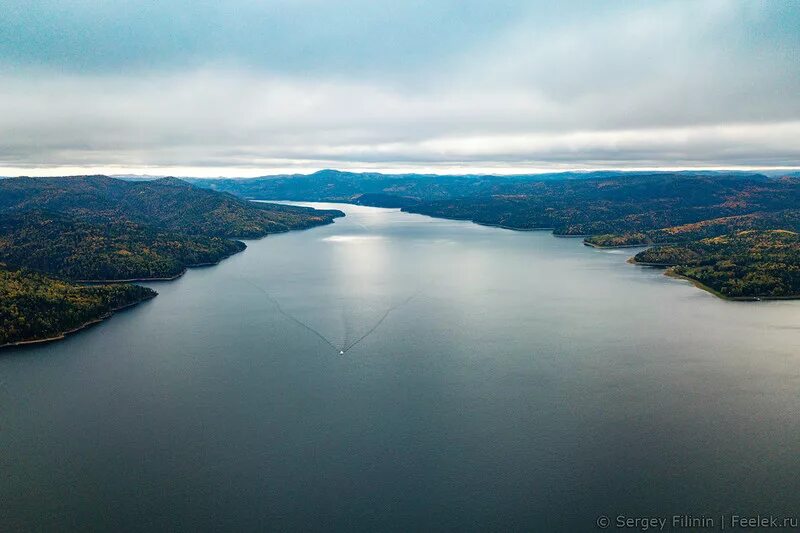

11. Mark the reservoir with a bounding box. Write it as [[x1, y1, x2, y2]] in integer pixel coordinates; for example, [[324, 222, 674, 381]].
[[2, 203, 799, 531]]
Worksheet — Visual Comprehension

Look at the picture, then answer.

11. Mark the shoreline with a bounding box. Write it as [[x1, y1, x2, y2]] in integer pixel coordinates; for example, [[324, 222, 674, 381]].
[[71, 214, 340, 284], [76, 270, 186, 284], [628, 258, 800, 301], [626, 258, 674, 267], [2, 213, 341, 349], [75, 256, 233, 285], [664, 270, 800, 301], [584, 241, 649, 249], [474, 222, 555, 232], [394, 207, 585, 236], [391, 204, 800, 303], [0, 294, 156, 350], [584, 240, 679, 249], [75, 258, 237, 284]]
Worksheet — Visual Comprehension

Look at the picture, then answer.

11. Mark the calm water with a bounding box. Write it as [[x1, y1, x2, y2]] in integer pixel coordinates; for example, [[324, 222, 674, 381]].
[[2, 203, 800, 531]]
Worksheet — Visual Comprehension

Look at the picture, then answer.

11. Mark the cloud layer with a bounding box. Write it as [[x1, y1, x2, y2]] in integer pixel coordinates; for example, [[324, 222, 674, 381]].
[[1, 0, 799, 175]]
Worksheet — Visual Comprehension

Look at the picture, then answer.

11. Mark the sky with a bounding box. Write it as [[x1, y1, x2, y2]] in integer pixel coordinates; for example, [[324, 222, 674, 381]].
[[1, 0, 799, 177]]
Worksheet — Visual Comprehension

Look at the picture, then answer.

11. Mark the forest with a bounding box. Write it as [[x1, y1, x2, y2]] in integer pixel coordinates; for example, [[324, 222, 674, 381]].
[[0, 211, 246, 281], [0, 176, 343, 346], [633, 231, 800, 299], [0, 268, 156, 346], [0, 175, 343, 238], [584, 209, 800, 248]]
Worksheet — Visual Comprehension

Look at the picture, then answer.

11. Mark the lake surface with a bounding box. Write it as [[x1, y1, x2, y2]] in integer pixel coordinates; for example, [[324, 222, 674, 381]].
[[2, 203, 800, 531]]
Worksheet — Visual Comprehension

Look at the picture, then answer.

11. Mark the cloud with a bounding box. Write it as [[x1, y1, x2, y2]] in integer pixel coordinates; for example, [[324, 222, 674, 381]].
[[0, 0, 798, 175]]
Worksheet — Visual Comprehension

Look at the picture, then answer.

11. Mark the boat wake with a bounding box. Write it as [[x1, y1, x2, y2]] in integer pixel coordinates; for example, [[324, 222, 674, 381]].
[[338, 292, 419, 354], [241, 279, 421, 355], [241, 279, 339, 352]]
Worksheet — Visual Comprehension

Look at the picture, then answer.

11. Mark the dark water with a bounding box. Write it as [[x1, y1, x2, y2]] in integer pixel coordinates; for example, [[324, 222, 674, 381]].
[[2, 203, 799, 532]]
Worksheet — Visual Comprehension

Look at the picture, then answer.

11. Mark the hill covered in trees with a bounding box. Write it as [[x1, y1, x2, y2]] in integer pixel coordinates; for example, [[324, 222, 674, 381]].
[[0, 175, 343, 238], [0, 176, 343, 347], [633, 230, 800, 299], [401, 174, 800, 235], [584, 210, 800, 248], [0, 211, 246, 281], [0, 268, 156, 347]]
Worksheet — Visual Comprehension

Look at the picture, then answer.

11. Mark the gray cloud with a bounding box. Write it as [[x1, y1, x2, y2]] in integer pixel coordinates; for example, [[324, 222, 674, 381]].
[[0, 0, 798, 175]]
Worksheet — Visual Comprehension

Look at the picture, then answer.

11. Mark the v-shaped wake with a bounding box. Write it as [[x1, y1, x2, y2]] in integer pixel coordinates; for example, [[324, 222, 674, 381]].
[[241, 279, 420, 355], [241, 279, 339, 351]]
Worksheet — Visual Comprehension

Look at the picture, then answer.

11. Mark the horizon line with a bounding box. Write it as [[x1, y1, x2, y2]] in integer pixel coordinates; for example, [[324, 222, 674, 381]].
[[3, 165, 800, 179]]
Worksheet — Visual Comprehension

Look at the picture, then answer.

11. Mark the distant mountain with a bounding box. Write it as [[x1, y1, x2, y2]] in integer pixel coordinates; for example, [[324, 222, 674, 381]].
[[402, 173, 793, 235], [198, 170, 787, 237], [187, 169, 776, 205]]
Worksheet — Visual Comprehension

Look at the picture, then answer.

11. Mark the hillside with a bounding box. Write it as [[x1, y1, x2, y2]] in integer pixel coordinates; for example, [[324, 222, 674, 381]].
[[0, 176, 343, 282], [633, 231, 800, 299], [0, 268, 156, 347], [0, 176, 343, 347], [0, 211, 246, 281], [0, 175, 343, 238], [585, 210, 800, 247], [189, 170, 695, 203], [401, 174, 800, 235]]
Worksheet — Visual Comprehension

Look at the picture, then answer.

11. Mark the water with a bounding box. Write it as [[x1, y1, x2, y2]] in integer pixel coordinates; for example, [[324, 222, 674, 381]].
[[2, 203, 799, 531]]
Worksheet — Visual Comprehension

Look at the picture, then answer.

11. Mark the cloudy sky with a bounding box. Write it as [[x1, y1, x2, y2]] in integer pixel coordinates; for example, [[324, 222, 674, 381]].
[[1, 0, 799, 176]]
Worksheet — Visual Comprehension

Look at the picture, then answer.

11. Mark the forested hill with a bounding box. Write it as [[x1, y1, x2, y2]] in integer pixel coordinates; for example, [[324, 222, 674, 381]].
[[0, 175, 343, 238], [187, 169, 780, 206], [632, 230, 800, 299], [0, 176, 343, 347], [0, 268, 156, 347], [0, 211, 247, 281], [188, 169, 665, 202], [0, 176, 343, 281]]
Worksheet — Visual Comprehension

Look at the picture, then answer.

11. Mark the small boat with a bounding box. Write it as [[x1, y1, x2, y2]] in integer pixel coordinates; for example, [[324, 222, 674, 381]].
[[339, 350, 344, 355]]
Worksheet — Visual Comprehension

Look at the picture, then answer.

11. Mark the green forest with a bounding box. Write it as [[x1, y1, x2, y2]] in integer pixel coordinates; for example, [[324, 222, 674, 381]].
[[0, 211, 246, 281], [0, 175, 343, 238], [0, 268, 155, 346], [0, 176, 343, 346], [633, 231, 800, 299]]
